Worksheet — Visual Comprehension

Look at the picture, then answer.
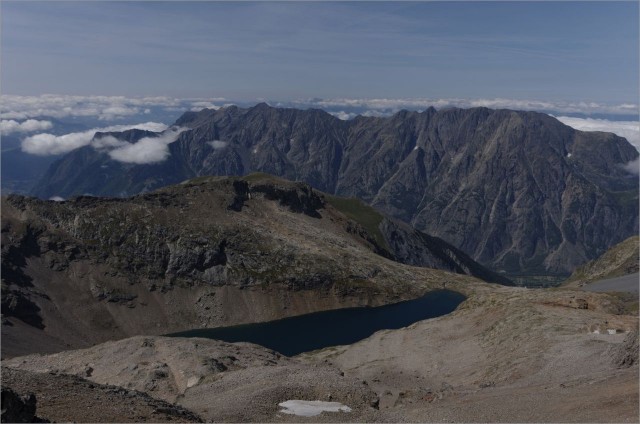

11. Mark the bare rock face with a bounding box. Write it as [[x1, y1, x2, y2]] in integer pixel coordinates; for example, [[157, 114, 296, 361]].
[[32, 104, 638, 276], [612, 329, 639, 368], [0, 387, 47, 423]]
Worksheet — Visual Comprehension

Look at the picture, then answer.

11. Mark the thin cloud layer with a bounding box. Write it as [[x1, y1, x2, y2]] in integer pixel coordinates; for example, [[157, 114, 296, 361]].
[[1, 95, 227, 120], [555, 116, 640, 151], [0, 119, 53, 135], [108, 127, 188, 164], [329, 111, 356, 121], [3, 94, 637, 123], [191, 101, 222, 112], [292, 97, 638, 117], [22, 122, 168, 155]]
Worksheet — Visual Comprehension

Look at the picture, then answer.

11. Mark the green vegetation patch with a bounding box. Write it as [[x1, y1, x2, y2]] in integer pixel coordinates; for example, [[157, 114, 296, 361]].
[[324, 194, 389, 252]]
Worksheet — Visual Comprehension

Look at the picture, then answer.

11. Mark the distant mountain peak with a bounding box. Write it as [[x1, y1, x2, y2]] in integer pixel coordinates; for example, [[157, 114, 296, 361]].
[[30, 104, 639, 276]]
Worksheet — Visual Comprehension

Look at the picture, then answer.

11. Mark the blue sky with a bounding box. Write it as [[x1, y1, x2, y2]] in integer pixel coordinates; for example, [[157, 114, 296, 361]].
[[2, 1, 638, 105]]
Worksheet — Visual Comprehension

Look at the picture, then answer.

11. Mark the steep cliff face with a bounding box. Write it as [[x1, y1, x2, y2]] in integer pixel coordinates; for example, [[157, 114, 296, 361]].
[[3, 174, 500, 357], [32, 105, 638, 275]]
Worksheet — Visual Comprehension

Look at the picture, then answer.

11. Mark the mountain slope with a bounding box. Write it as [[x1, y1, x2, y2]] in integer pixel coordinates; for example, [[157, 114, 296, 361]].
[[565, 235, 639, 284], [2, 174, 505, 358], [32, 104, 639, 275]]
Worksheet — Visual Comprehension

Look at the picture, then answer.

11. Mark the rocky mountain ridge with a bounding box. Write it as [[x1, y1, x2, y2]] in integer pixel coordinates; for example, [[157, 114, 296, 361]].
[[32, 104, 639, 276], [2, 174, 504, 358]]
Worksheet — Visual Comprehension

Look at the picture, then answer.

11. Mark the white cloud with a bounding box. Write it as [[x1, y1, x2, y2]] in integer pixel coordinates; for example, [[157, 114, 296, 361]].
[[329, 111, 356, 120], [91, 135, 128, 150], [295, 97, 639, 117], [190, 101, 221, 111], [108, 127, 188, 164], [207, 140, 228, 150], [21, 122, 168, 156], [99, 105, 141, 121], [0, 95, 182, 120], [0, 119, 53, 135], [554, 116, 640, 151], [0, 95, 231, 121], [49, 196, 65, 202], [622, 158, 639, 175]]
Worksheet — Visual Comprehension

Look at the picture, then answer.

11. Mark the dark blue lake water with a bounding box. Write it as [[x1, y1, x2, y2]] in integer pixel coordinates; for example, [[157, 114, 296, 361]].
[[168, 289, 465, 356]]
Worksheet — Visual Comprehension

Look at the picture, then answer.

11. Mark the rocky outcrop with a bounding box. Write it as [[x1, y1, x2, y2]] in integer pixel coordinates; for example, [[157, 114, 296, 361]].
[[1, 367, 202, 423], [611, 329, 639, 368], [0, 387, 48, 423], [32, 104, 638, 275]]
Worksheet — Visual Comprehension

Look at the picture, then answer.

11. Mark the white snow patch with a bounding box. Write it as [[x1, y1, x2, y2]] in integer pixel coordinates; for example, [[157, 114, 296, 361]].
[[278, 400, 352, 417], [566, 153, 572, 158], [413, 145, 419, 150]]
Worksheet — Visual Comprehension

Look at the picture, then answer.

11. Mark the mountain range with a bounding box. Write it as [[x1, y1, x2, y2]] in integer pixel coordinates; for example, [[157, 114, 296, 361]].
[[31, 104, 639, 276]]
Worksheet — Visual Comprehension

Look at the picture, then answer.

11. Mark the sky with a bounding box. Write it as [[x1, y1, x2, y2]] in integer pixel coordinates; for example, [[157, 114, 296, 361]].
[[2, 1, 638, 104], [1, 1, 638, 160]]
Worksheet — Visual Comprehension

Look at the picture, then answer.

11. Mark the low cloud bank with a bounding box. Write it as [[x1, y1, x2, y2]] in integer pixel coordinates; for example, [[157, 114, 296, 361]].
[[329, 111, 357, 121], [1, 119, 53, 135], [3, 94, 636, 123], [22, 122, 168, 155], [108, 127, 188, 164], [555, 116, 640, 151], [1, 94, 227, 121], [621, 158, 639, 175], [292, 97, 638, 117]]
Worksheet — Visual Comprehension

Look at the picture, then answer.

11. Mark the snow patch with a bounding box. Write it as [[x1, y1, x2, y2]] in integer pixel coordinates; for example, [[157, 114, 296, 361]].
[[278, 400, 352, 417]]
